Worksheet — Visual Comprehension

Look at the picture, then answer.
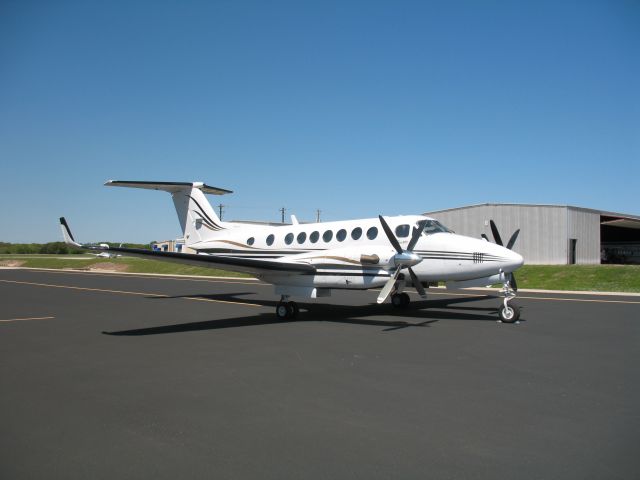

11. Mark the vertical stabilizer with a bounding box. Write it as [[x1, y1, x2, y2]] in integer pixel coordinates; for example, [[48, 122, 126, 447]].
[[105, 180, 232, 245]]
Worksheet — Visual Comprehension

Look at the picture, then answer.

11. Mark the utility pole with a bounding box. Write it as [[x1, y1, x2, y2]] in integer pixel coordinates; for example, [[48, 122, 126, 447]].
[[316, 209, 321, 223], [280, 207, 286, 224], [217, 204, 225, 220]]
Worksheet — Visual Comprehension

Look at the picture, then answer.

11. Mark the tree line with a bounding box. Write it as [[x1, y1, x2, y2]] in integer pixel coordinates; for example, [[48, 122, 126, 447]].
[[0, 242, 152, 254]]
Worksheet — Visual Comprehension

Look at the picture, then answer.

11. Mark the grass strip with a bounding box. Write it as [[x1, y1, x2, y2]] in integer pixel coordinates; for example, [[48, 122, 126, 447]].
[[2, 256, 639, 292], [0, 255, 250, 278], [514, 265, 640, 293]]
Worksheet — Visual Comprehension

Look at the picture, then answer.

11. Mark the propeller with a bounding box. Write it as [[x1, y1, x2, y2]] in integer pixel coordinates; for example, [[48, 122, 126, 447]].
[[376, 216, 427, 303], [488, 220, 520, 250], [487, 220, 520, 291]]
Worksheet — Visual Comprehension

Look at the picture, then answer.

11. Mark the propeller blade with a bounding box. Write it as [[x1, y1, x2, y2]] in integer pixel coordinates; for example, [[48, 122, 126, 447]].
[[406, 220, 426, 252], [377, 268, 402, 304], [481, 233, 489, 241], [510, 273, 518, 291], [408, 268, 427, 299], [378, 215, 403, 254], [506, 229, 520, 250], [489, 220, 503, 246]]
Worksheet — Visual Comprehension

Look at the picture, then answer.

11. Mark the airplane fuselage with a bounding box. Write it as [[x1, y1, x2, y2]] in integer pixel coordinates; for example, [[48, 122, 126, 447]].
[[188, 214, 523, 294]]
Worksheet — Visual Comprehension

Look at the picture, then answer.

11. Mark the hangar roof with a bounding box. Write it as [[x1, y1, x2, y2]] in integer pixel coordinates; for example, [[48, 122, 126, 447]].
[[426, 203, 640, 222]]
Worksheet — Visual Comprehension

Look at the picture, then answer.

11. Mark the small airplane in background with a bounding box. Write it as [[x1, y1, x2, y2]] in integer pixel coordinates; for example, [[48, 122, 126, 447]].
[[61, 180, 524, 322], [87, 251, 121, 258]]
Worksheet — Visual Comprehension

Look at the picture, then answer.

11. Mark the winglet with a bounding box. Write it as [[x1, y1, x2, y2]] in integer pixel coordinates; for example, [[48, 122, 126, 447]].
[[59, 217, 82, 248]]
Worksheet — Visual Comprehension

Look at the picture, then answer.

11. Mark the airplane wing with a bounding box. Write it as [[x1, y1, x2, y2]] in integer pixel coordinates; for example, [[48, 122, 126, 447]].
[[103, 246, 315, 275], [60, 216, 314, 275]]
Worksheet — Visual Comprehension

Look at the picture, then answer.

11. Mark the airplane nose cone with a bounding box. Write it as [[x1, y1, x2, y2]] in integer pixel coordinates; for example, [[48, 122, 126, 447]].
[[505, 249, 524, 271]]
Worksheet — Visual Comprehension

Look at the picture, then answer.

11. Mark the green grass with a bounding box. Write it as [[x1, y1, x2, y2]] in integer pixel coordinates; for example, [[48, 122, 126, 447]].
[[2, 255, 639, 292], [0, 255, 250, 278], [514, 265, 640, 293]]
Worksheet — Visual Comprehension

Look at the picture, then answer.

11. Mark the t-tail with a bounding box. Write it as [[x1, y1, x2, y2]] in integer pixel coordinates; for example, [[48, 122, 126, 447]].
[[105, 181, 232, 246]]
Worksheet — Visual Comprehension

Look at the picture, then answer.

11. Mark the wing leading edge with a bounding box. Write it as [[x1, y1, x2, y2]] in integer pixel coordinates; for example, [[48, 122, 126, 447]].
[[59, 217, 314, 276], [105, 246, 316, 275]]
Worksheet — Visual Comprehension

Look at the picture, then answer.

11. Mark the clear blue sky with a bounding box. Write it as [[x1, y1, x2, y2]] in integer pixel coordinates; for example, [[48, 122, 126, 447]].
[[1, 0, 638, 243]]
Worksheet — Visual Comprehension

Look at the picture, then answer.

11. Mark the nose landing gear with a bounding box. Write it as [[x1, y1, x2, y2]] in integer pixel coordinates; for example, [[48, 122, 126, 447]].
[[498, 277, 520, 323]]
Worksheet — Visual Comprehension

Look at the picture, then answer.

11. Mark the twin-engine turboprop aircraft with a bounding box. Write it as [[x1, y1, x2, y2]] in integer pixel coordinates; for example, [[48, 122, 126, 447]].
[[60, 180, 524, 322]]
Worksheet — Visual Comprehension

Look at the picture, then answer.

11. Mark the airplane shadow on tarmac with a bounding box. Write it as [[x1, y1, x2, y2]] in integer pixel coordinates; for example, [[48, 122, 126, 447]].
[[103, 293, 512, 336]]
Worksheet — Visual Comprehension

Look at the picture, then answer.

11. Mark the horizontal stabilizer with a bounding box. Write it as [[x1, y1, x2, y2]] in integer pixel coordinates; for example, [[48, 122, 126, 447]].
[[105, 180, 232, 195]]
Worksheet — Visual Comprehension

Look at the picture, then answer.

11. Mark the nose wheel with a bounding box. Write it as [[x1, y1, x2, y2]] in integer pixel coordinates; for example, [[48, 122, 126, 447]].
[[498, 299, 520, 323]]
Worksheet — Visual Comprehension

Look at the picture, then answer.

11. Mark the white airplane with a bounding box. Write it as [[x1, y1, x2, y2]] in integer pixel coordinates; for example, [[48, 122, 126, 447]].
[[87, 249, 121, 258], [60, 180, 524, 322]]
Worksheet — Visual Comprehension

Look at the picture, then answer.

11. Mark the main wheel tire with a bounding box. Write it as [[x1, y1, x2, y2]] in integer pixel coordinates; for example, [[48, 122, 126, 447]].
[[391, 293, 403, 307], [400, 292, 410, 306], [276, 302, 292, 319], [498, 301, 520, 323], [289, 301, 299, 319], [391, 293, 409, 308]]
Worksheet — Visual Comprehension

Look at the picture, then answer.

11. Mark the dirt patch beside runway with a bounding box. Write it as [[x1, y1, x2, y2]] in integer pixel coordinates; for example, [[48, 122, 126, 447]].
[[0, 260, 25, 267], [86, 262, 129, 272]]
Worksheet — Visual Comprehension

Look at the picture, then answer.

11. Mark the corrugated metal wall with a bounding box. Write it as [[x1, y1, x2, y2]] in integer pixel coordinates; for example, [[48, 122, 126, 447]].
[[568, 208, 601, 264], [425, 204, 599, 265]]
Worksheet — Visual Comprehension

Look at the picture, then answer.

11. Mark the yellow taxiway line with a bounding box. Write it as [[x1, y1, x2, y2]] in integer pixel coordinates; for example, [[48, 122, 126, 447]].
[[0, 316, 55, 323], [418, 290, 640, 305], [3, 276, 639, 307], [0, 279, 262, 307], [9, 267, 260, 285]]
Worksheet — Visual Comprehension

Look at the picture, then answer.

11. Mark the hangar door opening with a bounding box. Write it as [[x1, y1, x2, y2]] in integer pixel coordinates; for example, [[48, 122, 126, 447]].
[[600, 216, 640, 264]]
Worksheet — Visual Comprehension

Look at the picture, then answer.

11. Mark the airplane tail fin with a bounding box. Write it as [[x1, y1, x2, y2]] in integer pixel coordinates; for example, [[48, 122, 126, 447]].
[[105, 181, 233, 246]]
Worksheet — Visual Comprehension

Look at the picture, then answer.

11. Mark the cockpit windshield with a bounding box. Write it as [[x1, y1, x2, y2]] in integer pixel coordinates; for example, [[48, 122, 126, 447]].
[[421, 220, 452, 235]]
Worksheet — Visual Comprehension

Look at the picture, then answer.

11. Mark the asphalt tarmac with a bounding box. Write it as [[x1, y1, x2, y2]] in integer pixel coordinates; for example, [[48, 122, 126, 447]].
[[1, 268, 639, 480]]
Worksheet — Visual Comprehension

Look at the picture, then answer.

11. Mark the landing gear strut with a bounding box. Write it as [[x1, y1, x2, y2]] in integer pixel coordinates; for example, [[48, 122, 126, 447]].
[[498, 277, 520, 323], [276, 295, 299, 319]]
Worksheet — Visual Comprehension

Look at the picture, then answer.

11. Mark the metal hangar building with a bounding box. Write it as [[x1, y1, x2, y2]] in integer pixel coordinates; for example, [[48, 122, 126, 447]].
[[424, 204, 640, 265]]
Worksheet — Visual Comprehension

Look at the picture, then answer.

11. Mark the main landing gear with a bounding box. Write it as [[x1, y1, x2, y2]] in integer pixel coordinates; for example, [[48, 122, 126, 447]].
[[391, 292, 411, 308], [276, 295, 299, 319], [498, 277, 520, 323]]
